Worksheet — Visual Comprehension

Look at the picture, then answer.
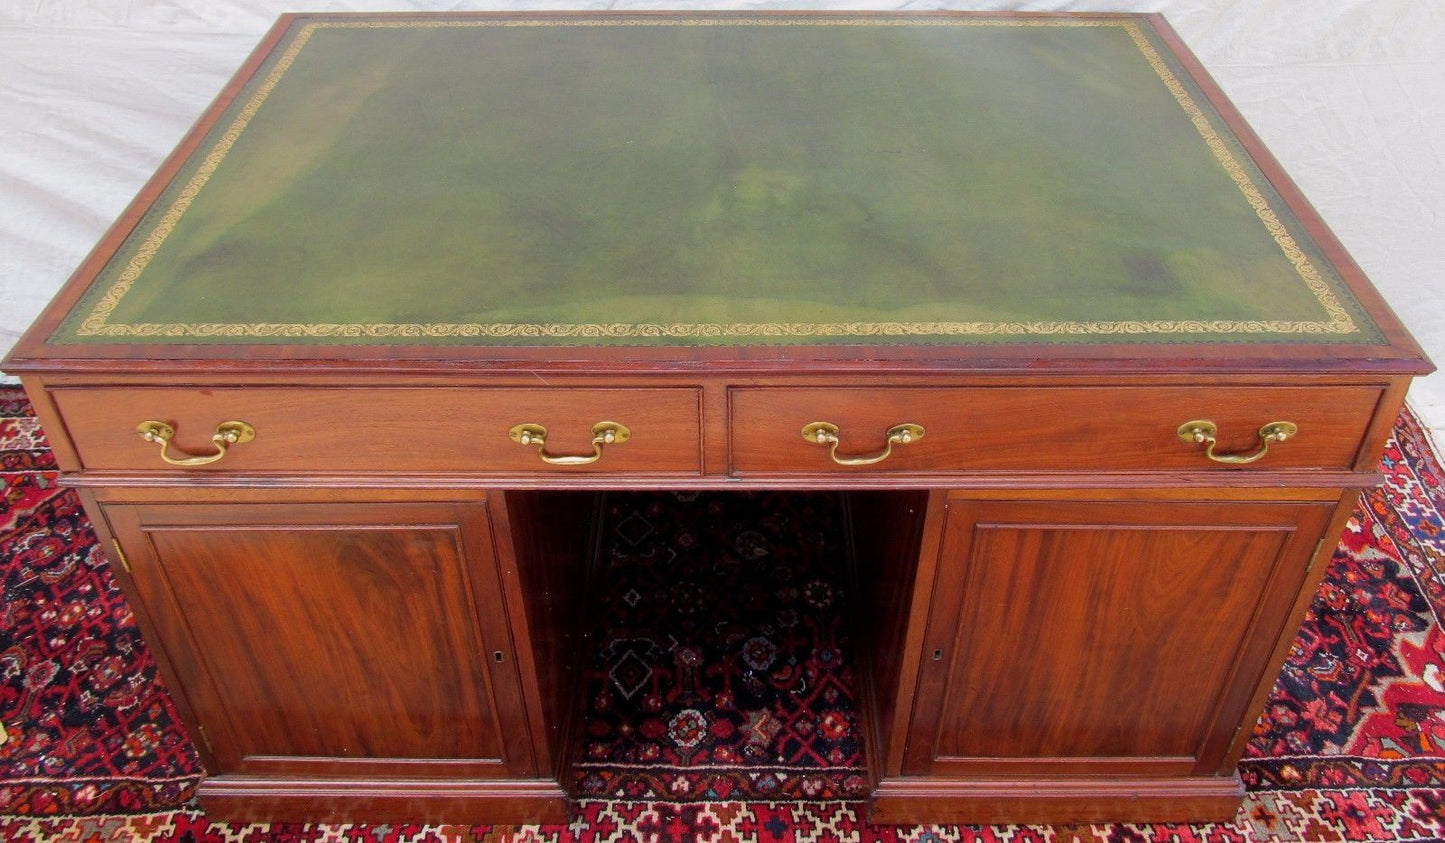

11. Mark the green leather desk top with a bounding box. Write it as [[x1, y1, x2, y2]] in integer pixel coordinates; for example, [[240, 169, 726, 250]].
[[46, 14, 1392, 349]]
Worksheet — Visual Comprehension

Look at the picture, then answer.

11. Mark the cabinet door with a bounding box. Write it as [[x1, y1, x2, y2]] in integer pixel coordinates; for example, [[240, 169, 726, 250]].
[[105, 501, 534, 780], [904, 497, 1333, 778]]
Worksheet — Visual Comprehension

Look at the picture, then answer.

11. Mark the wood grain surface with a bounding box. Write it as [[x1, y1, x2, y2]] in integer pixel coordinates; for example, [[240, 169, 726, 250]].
[[903, 497, 1333, 778], [730, 385, 1383, 473], [104, 501, 532, 779]]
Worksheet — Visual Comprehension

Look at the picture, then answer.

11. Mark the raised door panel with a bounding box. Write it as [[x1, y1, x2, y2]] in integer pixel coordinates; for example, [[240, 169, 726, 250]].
[[106, 501, 534, 779], [904, 497, 1332, 777]]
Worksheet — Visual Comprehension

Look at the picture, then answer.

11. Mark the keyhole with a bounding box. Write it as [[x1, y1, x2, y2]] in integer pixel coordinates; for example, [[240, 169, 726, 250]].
[[493, 651, 504, 663], [932, 649, 943, 661]]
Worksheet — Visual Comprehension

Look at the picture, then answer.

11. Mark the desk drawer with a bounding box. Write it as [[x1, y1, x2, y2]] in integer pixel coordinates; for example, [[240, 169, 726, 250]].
[[729, 386, 1381, 474], [53, 387, 701, 474]]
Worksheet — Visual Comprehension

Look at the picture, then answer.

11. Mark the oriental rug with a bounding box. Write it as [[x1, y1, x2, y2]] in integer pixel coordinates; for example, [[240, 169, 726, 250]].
[[2, 385, 1445, 841]]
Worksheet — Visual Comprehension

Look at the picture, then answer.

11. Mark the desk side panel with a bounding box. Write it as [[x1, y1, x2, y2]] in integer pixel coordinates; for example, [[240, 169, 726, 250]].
[[496, 490, 599, 781]]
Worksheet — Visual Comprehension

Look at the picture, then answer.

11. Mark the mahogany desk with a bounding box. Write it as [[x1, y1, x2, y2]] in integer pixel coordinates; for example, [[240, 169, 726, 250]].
[[3, 11, 1430, 826]]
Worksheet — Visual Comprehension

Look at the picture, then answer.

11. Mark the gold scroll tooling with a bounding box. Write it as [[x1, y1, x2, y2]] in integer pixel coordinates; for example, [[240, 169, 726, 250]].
[[75, 17, 1359, 341]]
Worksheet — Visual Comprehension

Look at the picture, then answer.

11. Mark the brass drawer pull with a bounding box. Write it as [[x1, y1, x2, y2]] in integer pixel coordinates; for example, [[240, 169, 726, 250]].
[[1177, 419, 1297, 465], [135, 420, 255, 467], [801, 421, 924, 466], [509, 421, 630, 466]]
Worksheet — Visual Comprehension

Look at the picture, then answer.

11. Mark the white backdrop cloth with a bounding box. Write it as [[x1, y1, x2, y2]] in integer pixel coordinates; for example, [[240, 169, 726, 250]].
[[2, 1, 1442, 435]]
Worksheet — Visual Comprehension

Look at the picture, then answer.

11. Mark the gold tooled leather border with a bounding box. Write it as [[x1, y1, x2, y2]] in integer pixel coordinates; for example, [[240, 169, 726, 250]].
[[71, 17, 1362, 341]]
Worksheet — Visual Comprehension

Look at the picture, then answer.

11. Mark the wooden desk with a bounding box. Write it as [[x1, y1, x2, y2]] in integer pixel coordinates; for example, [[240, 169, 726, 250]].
[[2, 11, 1430, 826]]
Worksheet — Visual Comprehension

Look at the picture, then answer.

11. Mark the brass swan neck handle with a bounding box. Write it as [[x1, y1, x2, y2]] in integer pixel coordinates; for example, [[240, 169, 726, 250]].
[[136, 420, 255, 467], [510, 421, 630, 466], [1177, 420, 1297, 465], [801, 421, 924, 466]]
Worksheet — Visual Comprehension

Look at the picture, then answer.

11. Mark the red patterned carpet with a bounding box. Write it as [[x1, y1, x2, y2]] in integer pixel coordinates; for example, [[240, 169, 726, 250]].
[[574, 491, 868, 802], [3, 384, 1445, 841]]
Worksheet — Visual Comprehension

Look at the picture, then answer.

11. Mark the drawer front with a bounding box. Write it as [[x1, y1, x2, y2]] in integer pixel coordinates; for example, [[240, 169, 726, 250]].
[[53, 387, 701, 473], [729, 386, 1382, 474]]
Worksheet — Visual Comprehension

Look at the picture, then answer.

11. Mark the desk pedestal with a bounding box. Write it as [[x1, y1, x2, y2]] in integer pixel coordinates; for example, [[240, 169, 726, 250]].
[[77, 479, 1359, 825]]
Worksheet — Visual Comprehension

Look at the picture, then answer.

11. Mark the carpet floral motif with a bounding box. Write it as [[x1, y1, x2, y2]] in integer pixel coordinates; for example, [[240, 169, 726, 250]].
[[3, 386, 1445, 840], [1240, 408, 1445, 792], [574, 491, 867, 800], [0, 389, 198, 816]]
